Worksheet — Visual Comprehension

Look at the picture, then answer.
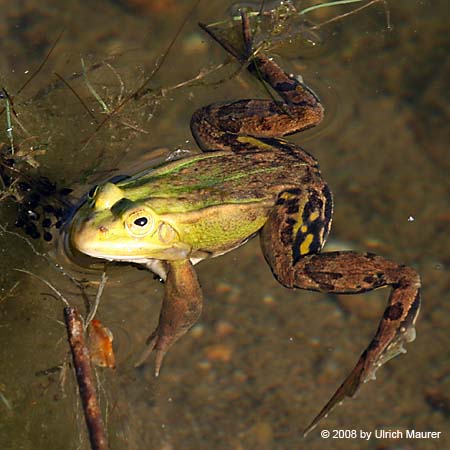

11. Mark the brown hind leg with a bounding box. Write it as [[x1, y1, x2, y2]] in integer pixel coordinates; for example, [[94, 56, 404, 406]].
[[191, 12, 324, 152], [260, 190, 421, 434]]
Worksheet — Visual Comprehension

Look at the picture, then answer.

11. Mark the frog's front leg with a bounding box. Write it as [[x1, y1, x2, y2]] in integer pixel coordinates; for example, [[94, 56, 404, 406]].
[[260, 188, 421, 433], [138, 259, 203, 376]]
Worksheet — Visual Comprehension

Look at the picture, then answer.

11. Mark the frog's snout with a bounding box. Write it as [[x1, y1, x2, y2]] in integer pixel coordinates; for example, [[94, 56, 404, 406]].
[[70, 216, 98, 253]]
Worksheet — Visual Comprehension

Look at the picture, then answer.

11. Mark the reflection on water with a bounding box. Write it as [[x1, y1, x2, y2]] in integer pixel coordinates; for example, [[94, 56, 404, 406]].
[[1, 1, 449, 449]]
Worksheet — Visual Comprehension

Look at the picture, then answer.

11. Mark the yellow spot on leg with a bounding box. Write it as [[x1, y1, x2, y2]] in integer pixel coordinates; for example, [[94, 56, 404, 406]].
[[300, 233, 314, 255]]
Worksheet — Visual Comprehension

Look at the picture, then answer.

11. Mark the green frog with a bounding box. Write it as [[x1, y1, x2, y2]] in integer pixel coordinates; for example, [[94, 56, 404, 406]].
[[69, 14, 421, 432]]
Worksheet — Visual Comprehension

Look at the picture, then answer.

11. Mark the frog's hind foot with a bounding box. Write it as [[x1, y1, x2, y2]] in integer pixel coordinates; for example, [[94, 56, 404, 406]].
[[303, 308, 419, 436], [199, 11, 253, 64], [134, 329, 167, 377]]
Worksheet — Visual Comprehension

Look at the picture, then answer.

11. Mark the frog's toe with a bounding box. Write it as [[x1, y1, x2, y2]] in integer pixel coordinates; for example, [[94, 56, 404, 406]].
[[133, 327, 170, 376], [147, 328, 171, 377]]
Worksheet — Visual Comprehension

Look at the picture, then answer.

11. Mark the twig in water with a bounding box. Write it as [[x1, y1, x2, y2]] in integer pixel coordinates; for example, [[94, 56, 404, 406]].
[[0, 30, 64, 118], [14, 268, 70, 307], [1, 88, 15, 153], [64, 306, 108, 450], [80, 0, 202, 151], [85, 272, 108, 329], [308, 0, 391, 31], [54, 72, 98, 122]]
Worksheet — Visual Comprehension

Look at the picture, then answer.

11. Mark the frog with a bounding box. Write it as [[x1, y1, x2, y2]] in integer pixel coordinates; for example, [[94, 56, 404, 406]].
[[68, 13, 421, 433]]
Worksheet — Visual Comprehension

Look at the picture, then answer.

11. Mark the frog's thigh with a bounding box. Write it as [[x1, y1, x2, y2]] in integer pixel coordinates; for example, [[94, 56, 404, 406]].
[[260, 185, 332, 286]]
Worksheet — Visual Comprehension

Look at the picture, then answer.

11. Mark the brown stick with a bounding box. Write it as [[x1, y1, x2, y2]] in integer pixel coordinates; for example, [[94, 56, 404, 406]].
[[64, 306, 108, 450]]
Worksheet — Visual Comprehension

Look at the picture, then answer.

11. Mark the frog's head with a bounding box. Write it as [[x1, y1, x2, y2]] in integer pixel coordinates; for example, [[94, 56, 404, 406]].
[[70, 182, 189, 263]]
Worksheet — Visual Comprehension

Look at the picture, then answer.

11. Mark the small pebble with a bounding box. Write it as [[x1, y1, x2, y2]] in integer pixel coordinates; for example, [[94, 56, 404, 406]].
[[262, 294, 275, 305], [196, 360, 211, 372], [204, 344, 233, 362], [214, 321, 234, 338], [215, 282, 233, 294], [232, 369, 248, 383], [190, 323, 205, 339]]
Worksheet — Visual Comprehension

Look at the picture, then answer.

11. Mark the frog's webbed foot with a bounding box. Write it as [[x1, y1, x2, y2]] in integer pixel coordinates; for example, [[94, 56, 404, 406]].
[[290, 252, 420, 435], [199, 11, 252, 64], [135, 259, 203, 376], [303, 303, 419, 436], [303, 308, 418, 435]]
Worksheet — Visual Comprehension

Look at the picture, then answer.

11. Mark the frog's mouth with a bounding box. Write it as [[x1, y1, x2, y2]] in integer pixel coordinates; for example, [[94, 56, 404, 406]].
[[70, 217, 191, 263]]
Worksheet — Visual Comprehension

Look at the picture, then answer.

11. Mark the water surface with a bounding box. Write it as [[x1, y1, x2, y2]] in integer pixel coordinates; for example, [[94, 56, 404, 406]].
[[0, 1, 449, 449]]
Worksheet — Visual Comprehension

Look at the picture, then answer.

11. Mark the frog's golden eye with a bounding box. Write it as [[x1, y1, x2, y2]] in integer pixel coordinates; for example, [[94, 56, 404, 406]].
[[125, 211, 154, 237]]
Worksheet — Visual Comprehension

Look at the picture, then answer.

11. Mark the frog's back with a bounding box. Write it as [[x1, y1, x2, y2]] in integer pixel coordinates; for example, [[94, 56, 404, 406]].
[[118, 139, 322, 213]]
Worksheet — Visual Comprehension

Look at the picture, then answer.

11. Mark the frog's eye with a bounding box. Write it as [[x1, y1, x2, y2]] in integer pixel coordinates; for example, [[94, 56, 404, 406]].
[[134, 217, 148, 227], [125, 210, 154, 237]]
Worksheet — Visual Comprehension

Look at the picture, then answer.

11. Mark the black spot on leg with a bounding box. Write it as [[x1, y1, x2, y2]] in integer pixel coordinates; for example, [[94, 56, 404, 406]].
[[286, 201, 299, 214], [292, 246, 301, 265], [318, 282, 335, 291], [275, 81, 296, 92], [328, 272, 343, 280], [281, 220, 294, 246], [383, 303, 404, 321], [301, 170, 312, 184], [285, 188, 302, 196], [308, 219, 325, 254]]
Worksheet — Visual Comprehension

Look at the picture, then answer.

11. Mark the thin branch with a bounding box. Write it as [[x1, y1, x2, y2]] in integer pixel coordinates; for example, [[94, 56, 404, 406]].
[[309, 0, 391, 31], [82, 58, 111, 114], [0, 30, 64, 118], [85, 272, 108, 329], [17, 30, 65, 96], [54, 72, 98, 122], [1, 87, 15, 153], [64, 306, 108, 450], [14, 268, 70, 307], [0, 225, 88, 298], [80, 0, 202, 150]]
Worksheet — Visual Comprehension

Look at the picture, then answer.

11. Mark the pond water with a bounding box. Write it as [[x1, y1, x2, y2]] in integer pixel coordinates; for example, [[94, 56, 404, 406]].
[[0, 1, 449, 449]]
